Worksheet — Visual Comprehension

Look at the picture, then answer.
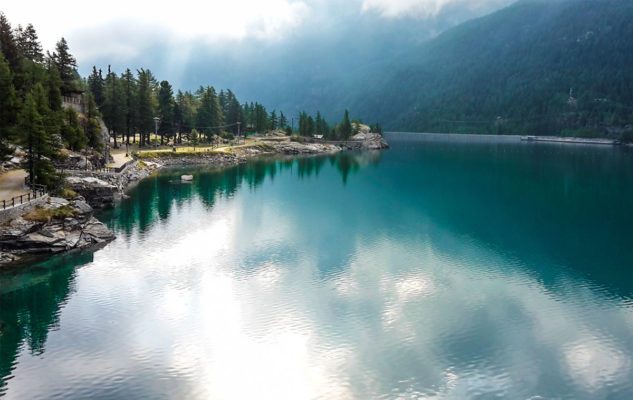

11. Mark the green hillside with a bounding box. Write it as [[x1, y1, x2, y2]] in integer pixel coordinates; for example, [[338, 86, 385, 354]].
[[360, 0, 633, 137]]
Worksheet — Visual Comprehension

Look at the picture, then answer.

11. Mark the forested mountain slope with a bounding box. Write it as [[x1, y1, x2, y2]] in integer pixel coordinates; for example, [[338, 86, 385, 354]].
[[357, 0, 633, 136]]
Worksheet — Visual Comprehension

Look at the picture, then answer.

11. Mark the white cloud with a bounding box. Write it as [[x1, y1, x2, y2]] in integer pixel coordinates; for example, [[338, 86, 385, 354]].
[[2, 0, 310, 55], [361, 0, 511, 18]]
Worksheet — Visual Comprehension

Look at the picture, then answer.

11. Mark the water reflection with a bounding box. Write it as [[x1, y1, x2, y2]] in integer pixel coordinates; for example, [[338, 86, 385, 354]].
[[1, 136, 633, 399], [0, 252, 93, 396], [101, 152, 382, 238]]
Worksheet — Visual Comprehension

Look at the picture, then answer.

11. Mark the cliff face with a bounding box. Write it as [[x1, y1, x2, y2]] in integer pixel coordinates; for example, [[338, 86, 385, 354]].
[[0, 196, 115, 268]]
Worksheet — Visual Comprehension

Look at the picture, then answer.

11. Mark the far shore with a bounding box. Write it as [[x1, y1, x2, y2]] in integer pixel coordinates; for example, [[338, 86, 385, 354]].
[[387, 132, 629, 146]]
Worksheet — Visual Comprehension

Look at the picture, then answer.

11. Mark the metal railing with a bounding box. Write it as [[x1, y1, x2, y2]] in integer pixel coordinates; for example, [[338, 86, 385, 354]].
[[58, 160, 133, 175], [1, 184, 47, 210]]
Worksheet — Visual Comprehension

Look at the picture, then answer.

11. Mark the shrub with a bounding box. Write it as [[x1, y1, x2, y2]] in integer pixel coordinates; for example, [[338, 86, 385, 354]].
[[24, 205, 77, 222], [60, 188, 78, 199], [221, 132, 235, 140], [290, 135, 307, 143]]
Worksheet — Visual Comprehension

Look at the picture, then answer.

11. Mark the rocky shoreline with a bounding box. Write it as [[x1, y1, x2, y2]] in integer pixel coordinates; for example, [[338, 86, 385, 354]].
[[0, 132, 389, 269], [0, 196, 115, 268]]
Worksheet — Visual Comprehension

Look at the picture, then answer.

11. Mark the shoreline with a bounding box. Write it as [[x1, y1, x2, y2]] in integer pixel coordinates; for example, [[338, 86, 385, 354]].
[[388, 132, 629, 146], [0, 135, 389, 270]]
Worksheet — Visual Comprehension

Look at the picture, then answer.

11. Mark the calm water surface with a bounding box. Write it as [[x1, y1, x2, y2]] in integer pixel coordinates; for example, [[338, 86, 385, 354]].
[[2, 133, 633, 399]]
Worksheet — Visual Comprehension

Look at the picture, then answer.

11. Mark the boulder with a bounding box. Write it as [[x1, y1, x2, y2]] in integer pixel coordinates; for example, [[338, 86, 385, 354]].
[[0, 197, 115, 267], [66, 177, 117, 209]]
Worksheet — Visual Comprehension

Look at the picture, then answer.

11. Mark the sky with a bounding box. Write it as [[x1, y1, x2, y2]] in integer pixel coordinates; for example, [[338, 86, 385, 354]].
[[3, 0, 514, 62]]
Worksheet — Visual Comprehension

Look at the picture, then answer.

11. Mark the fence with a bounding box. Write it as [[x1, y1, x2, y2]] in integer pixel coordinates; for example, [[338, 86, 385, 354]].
[[58, 160, 134, 175], [1, 184, 47, 210]]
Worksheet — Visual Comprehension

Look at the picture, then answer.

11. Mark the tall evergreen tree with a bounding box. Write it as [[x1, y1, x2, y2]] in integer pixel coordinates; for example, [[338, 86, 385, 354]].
[[136, 69, 154, 146], [279, 112, 288, 130], [157, 80, 175, 144], [88, 66, 105, 108], [0, 53, 17, 146], [51, 37, 77, 94], [339, 110, 352, 140], [102, 66, 125, 147], [16, 23, 44, 63], [84, 93, 103, 151], [0, 13, 21, 74], [121, 69, 137, 144], [18, 85, 59, 187], [61, 108, 86, 150]]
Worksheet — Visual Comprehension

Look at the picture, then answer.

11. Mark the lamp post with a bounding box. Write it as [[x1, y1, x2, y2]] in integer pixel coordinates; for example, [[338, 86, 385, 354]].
[[153, 117, 160, 148]]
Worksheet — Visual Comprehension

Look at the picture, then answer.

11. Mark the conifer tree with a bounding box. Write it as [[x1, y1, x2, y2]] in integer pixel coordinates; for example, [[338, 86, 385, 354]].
[[279, 112, 288, 130], [121, 68, 136, 144], [0, 54, 17, 146], [136, 69, 155, 146], [51, 38, 77, 94], [18, 85, 59, 187], [0, 13, 21, 74], [269, 110, 278, 130], [88, 66, 105, 108], [16, 23, 44, 63], [339, 110, 352, 140], [158, 80, 175, 144], [84, 93, 103, 151], [61, 108, 86, 150]]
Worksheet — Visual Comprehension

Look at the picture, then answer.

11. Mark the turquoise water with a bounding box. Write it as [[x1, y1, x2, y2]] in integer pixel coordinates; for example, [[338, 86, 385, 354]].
[[1, 133, 633, 399]]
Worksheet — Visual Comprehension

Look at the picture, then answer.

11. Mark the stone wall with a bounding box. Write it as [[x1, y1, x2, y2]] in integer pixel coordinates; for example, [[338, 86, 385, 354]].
[[0, 195, 50, 225]]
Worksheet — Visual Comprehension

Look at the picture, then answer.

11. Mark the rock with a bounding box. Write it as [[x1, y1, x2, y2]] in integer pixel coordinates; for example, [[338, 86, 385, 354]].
[[49, 197, 70, 208], [351, 132, 390, 150], [66, 176, 117, 209], [0, 198, 115, 267], [82, 218, 116, 243], [72, 200, 92, 215], [181, 175, 194, 181]]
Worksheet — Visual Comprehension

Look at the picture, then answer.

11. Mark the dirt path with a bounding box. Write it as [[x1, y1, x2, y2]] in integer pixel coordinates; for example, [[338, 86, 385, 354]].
[[0, 170, 28, 201]]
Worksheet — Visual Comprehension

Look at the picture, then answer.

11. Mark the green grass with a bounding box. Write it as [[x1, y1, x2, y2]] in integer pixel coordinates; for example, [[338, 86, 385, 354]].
[[135, 149, 228, 159], [24, 205, 78, 222]]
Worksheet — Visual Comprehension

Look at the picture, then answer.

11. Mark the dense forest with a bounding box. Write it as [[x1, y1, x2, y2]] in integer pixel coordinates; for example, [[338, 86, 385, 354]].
[[0, 13, 361, 190], [353, 0, 633, 137]]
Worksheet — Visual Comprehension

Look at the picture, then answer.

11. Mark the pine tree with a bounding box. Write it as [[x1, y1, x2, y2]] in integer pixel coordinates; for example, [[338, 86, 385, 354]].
[[254, 103, 268, 133], [225, 90, 242, 135], [121, 69, 136, 144], [269, 110, 278, 131], [52, 37, 77, 94], [102, 66, 125, 147], [339, 110, 352, 140], [190, 128, 200, 150], [0, 13, 21, 73], [84, 93, 103, 151], [61, 108, 86, 150], [88, 66, 105, 108], [18, 86, 59, 187], [136, 69, 154, 146], [16, 23, 44, 63], [279, 112, 288, 130], [0, 53, 17, 146], [195, 86, 223, 141], [158, 80, 175, 144], [176, 90, 197, 140]]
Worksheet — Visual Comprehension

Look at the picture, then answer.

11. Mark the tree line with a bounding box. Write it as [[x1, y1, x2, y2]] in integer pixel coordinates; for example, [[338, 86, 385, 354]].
[[0, 13, 373, 189], [0, 13, 102, 188]]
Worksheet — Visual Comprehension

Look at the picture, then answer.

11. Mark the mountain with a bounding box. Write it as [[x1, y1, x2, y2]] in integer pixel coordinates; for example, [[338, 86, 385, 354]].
[[354, 0, 633, 136]]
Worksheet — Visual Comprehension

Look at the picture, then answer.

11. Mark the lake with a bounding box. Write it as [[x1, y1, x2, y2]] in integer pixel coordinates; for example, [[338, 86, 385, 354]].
[[1, 133, 633, 399]]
